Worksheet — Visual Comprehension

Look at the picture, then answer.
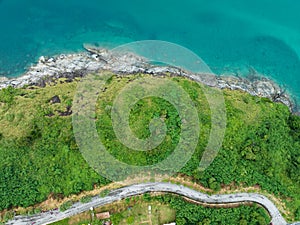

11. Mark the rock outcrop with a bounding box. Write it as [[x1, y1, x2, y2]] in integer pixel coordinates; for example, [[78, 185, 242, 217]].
[[49, 95, 61, 104], [0, 45, 296, 112]]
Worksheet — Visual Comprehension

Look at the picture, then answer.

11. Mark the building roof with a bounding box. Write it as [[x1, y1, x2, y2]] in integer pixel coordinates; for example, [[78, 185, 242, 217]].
[[95, 212, 110, 219]]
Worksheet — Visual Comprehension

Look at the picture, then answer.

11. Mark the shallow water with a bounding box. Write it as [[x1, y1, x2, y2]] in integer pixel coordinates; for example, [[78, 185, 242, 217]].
[[1, 0, 300, 104]]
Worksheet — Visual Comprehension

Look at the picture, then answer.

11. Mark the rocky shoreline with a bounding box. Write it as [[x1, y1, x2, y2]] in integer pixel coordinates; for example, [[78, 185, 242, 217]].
[[0, 44, 296, 112]]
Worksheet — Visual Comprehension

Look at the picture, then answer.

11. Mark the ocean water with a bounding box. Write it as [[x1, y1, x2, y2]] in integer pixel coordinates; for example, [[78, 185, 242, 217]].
[[1, 0, 300, 106]]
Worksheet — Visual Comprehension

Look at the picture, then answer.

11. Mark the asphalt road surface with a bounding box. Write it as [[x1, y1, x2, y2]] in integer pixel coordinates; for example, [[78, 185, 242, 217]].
[[6, 182, 298, 225]]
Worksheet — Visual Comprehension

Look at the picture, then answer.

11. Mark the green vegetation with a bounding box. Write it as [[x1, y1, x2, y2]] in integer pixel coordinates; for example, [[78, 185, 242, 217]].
[[60, 200, 73, 212], [152, 194, 270, 225], [0, 73, 299, 221], [50, 218, 69, 225], [50, 193, 270, 225], [113, 201, 176, 225], [80, 195, 92, 204], [0, 81, 108, 213], [1, 211, 14, 224], [99, 189, 110, 198]]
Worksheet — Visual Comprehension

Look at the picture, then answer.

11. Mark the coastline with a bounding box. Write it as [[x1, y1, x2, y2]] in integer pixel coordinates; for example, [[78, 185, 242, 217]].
[[0, 44, 296, 113]]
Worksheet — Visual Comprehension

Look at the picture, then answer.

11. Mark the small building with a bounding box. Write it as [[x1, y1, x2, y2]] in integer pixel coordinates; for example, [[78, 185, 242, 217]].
[[103, 221, 112, 225], [96, 212, 110, 220]]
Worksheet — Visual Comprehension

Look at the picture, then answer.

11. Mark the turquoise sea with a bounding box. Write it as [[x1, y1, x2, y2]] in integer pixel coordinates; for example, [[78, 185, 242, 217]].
[[1, 0, 300, 106]]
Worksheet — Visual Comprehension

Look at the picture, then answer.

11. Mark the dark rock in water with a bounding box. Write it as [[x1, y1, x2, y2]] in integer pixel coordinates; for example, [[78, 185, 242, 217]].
[[50, 95, 61, 104]]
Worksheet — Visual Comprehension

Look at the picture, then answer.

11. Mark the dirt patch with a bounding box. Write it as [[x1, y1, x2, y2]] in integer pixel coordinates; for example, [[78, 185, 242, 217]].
[[68, 211, 90, 225]]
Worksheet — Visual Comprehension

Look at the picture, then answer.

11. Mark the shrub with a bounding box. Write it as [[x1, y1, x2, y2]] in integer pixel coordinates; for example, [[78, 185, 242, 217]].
[[99, 189, 110, 198], [60, 201, 73, 212], [126, 215, 134, 224], [80, 195, 92, 204]]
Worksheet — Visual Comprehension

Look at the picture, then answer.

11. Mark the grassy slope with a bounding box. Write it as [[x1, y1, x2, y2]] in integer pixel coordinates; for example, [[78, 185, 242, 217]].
[[0, 74, 299, 221]]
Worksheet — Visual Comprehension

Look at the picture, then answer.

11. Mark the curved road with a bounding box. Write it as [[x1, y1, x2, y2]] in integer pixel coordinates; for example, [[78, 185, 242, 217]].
[[6, 182, 298, 225]]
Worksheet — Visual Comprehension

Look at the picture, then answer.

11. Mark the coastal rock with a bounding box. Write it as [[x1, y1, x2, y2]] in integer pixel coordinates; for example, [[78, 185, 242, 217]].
[[0, 45, 296, 113], [253, 80, 279, 98], [39, 56, 46, 64], [0, 76, 8, 82], [184, 73, 218, 87]]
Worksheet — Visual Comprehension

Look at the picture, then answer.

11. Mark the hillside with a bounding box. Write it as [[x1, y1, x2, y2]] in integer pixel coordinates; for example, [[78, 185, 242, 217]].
[[0, 73, 299, 221]]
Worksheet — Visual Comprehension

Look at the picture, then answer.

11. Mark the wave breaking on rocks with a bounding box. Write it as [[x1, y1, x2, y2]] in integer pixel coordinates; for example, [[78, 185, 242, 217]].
[[0, 44, 296, 113]]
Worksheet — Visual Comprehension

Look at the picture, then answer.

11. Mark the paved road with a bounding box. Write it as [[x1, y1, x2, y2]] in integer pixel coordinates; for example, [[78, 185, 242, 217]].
[[6, 182, 297, 225]]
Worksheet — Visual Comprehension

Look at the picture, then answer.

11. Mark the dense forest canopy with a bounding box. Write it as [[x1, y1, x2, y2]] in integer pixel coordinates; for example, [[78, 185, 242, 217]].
[[0, 73, 299, 221]]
